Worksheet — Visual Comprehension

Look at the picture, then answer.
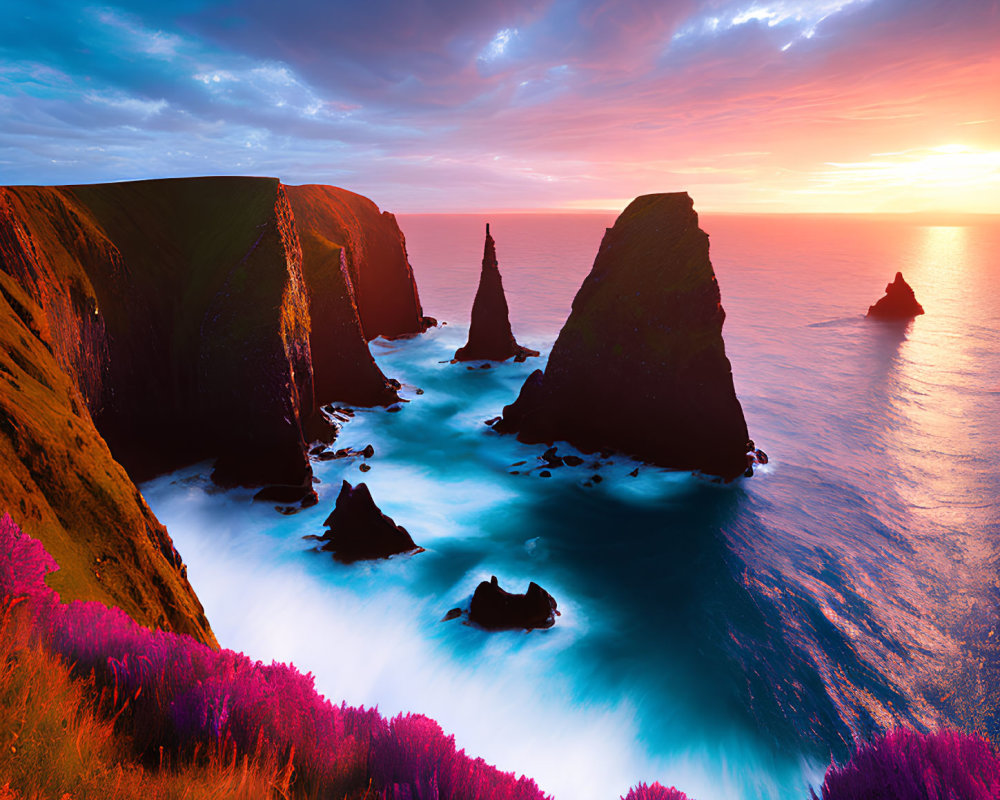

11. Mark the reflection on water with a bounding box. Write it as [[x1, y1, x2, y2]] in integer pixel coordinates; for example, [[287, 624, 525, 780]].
[[146, 213, 1000, 800]]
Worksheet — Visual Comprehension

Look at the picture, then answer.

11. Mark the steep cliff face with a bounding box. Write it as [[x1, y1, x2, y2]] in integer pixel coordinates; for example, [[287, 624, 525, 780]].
[[285, 184, 430, 340], [0, 265, 214, 644], [9, 178, 316, 490], [0, 187, 114, 414], [296, 228, 399, 406], [497, 193, 750, 479], [454, 224, 538, 362]]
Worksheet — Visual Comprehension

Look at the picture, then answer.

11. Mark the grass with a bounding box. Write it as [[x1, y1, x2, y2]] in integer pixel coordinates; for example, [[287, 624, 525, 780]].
[[0, 599, 293, 800]]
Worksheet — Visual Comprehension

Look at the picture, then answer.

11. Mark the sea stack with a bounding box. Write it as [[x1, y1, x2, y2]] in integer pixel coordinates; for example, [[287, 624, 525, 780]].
[[319, 480, 418, 563], [495, 193, 750, 480], [867, 272, 924, 319], [454, 224, 539, 362]]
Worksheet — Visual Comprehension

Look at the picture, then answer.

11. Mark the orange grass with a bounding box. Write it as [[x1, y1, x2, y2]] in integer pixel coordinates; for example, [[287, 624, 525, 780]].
[[0, 599, 301, 800]]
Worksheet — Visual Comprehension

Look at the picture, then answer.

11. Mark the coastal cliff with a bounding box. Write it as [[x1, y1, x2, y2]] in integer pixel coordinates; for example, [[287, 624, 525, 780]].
[[496, 193, 750, 479], [2, 178, 316, 491], [294, 227, 399, 407], [454, 224, 538, 362], [0, 175, 432, 639], [0, 244, 214, 643], [286, 184, 430, 340]]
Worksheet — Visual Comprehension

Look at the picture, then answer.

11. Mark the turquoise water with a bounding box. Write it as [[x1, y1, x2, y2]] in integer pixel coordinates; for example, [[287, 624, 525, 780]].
[[143, 212, 1000, 800]]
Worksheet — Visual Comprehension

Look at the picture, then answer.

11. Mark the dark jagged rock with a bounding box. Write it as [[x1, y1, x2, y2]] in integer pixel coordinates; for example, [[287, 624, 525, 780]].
[[454, 225, 539, 362], [319, 480, 417, 563], [496, 193, 751, 480], [469, 576, 558, 630], [541, 446, 564, 467], [867, 272, 925, 319]]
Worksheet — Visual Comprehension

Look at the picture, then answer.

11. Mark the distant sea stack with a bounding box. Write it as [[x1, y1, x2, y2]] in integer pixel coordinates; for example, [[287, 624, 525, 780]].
[[867, 272, 924, 319], [285, 184, 433, 340], [454, 224, 539, 362], [495, 193, 750, 480]]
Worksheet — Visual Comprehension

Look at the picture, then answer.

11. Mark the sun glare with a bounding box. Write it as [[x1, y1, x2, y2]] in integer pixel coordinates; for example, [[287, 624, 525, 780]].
[[804, 144, 1000, 212]]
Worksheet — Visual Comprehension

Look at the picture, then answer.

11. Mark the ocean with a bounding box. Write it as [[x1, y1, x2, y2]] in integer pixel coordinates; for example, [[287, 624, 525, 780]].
[[142, 211, 1000, 800]]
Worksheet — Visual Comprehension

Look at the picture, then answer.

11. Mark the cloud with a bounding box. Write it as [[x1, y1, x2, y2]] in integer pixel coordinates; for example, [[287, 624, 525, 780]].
[[0, 0, 997, 211]]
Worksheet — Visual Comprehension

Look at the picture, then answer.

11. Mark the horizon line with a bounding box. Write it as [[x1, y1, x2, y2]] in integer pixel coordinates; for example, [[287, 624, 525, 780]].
[[395, 208, 1000, 219]]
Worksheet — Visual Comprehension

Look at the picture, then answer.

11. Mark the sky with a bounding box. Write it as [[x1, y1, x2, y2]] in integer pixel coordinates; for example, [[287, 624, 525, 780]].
[[1, 0, 998, 212]]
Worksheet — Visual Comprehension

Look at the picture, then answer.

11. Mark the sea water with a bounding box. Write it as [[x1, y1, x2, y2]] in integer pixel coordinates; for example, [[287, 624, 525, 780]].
[[142, 212, 1000, 800]]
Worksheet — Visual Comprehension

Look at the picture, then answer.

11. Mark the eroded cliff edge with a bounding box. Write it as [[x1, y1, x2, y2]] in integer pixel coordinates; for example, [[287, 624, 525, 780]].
[[286, 184, 431, 341], [496, 192, 750, 479]]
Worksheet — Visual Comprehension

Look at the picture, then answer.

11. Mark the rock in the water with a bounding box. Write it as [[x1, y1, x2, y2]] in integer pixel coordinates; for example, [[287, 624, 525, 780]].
[[469, 576, 558, 630], [319, 480, 417, 563], [867, 272, 925, 319], [253, 483, 318, 506], [541, 446, 564, 467], [454, 224, 539, 362], [495, 193, 751, 480]]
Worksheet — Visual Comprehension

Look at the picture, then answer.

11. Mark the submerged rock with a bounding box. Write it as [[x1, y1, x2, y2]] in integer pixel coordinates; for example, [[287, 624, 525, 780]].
[[454, 224, 539, 362], [867, 272, 924, 319], [496, 193, 751, 480], [469, 576, 558, 630], [319, 480, 418, 563]]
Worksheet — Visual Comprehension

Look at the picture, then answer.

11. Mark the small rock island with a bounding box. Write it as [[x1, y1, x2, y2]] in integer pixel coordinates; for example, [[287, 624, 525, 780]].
[[469, 576, 558, 630], [319, 480, 419, 563], [454, 224, 539, 362], [867, 272, 924, 319], [495, 193, 751, 480]]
